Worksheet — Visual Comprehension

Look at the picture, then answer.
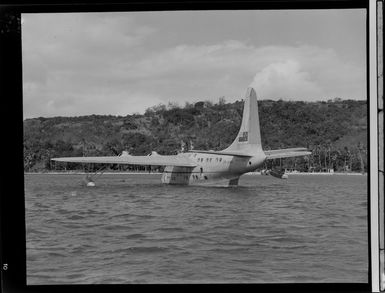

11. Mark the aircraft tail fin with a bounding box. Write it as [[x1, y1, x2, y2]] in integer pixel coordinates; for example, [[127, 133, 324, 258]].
[[223, 87, 263, 156]]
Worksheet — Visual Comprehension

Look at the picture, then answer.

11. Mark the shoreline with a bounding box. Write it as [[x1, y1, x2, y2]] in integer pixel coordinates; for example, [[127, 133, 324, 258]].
[[25, 171, 366, 176], [246, 171, 366, 176], [24, 172, 163, 175]]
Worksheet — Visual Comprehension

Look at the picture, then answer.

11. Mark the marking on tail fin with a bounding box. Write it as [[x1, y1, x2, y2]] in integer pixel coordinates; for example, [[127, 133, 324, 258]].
[[238, 131, 248, 142]]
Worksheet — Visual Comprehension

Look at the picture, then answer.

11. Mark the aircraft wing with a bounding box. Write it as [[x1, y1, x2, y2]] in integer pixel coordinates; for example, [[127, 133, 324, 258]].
[[264, 148, 311, 159], [187, 150, 252, 157], [51, 154, 197, 167], [189, 148, 311, 159]]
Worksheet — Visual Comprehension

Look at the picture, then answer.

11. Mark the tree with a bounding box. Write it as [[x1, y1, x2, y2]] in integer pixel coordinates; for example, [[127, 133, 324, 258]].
[[23, 98, 367, 172]]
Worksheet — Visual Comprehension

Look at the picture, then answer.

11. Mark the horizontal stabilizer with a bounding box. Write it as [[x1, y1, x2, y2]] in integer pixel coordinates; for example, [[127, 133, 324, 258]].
[[265, 147, 308, 154], [51, 155, 197, 167], [265, 148, 311, 159]]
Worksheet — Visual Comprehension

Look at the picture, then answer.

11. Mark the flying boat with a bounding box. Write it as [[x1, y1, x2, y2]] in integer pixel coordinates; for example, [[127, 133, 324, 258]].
[[52, 88, 311, 186]]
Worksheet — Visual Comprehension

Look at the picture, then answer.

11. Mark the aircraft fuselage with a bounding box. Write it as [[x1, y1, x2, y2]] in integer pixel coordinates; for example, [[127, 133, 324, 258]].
[[161, 151, 266, 186]]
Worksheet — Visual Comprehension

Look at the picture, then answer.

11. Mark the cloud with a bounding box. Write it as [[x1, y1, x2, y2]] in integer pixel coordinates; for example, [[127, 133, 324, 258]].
[[22, 14, 366, 118], [248, 46, 365, 100], [120, 42, 365, 101], [250, 59, 321, 99]]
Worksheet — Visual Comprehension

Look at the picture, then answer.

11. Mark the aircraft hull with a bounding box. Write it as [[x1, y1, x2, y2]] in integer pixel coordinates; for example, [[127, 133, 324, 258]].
[[161, 152, 265, 186]]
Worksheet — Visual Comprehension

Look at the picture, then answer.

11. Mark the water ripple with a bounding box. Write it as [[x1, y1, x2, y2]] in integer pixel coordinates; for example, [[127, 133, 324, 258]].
[[25, 173, 368, 284]]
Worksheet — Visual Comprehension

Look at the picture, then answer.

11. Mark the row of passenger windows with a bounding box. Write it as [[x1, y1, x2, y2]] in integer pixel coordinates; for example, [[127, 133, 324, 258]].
[[197, 157, 222, 163], [195, 157, 224, 163], [187, 153, 229, 164]]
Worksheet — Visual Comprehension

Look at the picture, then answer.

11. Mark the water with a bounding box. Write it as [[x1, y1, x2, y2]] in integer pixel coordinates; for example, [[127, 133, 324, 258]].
[[24, 173, 368, 284]]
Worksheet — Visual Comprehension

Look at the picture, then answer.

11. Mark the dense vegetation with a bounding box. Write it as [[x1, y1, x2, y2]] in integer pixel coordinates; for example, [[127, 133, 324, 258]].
[[24, 98, 367, 172]]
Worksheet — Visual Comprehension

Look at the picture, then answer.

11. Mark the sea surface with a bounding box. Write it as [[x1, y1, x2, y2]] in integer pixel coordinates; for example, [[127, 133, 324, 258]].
[[24, 173, 368, 284]]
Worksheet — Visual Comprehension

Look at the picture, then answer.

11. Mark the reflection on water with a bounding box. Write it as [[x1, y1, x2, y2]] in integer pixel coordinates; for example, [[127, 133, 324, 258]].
[[25, 173, 368, 284]]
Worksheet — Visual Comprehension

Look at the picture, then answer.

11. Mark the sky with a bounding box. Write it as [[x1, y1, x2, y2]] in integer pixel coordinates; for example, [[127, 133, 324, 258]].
[[22, 9, 366, 118]]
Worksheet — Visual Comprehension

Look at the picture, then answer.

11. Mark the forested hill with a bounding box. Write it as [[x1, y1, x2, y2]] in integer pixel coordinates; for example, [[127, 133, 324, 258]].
[[24, 98, 367, 172]]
